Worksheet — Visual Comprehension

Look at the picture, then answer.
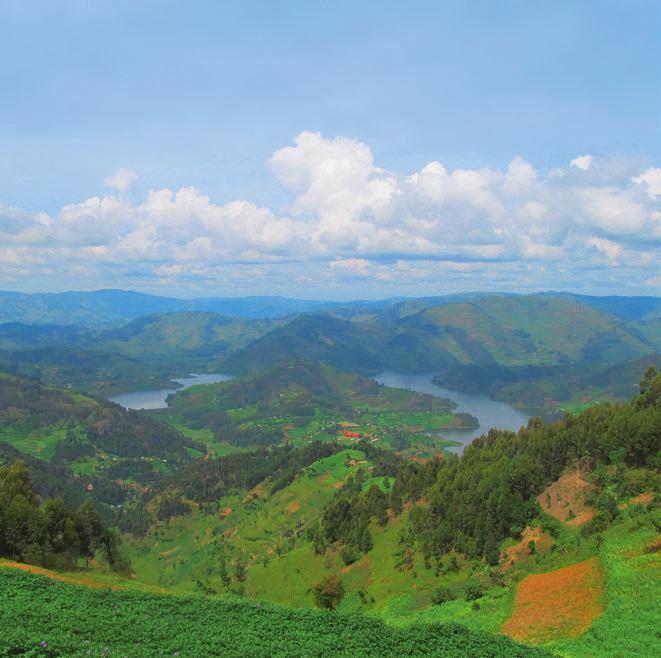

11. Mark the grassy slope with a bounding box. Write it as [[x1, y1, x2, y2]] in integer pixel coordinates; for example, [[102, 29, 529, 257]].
[[0, 568, 551, 658], [130, 450, 370, 592], [394, 297, 655, 368], [547, 513, 660, 658], [128, 451, 659, 658]]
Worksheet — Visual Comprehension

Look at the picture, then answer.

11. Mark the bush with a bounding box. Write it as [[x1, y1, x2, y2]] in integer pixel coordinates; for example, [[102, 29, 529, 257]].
[[464, 584, 484, 601], [312, 574, 345, 610], [431, 586, 454, 606], [340, 545, 359, 566]]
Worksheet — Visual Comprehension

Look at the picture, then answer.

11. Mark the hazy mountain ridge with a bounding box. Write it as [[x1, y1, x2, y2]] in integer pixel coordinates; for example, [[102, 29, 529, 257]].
[[2, 289, 659, 327]]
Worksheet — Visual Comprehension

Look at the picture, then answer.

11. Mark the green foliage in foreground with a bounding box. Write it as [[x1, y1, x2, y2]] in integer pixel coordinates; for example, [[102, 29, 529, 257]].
[[0, 569, 554, 658]]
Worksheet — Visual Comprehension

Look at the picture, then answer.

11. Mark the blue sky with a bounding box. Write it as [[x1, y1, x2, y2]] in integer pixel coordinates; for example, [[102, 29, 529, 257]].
[[0, 0, 659, 298]]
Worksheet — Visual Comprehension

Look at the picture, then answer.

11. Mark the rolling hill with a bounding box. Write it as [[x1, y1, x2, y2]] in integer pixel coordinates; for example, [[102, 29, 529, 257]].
[[160, 360, 475, 456], [0, 371, 202, 503], [221, 296, 660, 376]]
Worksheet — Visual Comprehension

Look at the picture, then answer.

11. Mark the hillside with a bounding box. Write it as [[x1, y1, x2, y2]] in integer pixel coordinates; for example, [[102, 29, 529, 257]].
[[434, 354, 661, 416], [0, 364, 658, 657], [221, 297, 660, 376], [0, 567, 549, 658], [387, 296, 657, 368], [0, 371, 202, 504], [0, 313, 276, 395], [123, 367, 660, 657], [161, 361, 475, 456], [219, 314, 388, 375]]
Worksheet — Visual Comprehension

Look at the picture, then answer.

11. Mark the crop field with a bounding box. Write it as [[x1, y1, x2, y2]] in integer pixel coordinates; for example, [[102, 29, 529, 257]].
[[502, 558, 605, 643], [0, 423, 68, 460], [0, 567, 553, 658], [547, 513, 661, 658]]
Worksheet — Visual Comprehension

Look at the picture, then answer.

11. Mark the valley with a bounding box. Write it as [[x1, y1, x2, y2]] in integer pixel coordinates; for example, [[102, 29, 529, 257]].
[[0, 291, 658, 657]]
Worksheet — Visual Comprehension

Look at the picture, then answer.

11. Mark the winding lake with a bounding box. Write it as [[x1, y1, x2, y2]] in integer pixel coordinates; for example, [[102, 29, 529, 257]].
[[108, 373, 232, 410], [375, 371, 530, 454]]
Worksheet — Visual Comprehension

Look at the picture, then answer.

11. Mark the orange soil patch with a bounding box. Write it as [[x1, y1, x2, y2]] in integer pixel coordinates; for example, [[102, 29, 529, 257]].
[[219, 506, 233, 518], [285, 500, 301, 513], [243, 484, 266, 503], [159, 546, 181, 558], [318, 472, 332, 484], [501, 527, 553, 569], [502, 558, 605, 644], [537, 468, 594, 527], [332, 480, 344, 489], [0, 560, 121, 590], [631, 491, 654, 505], [620, 491, 655, 511]]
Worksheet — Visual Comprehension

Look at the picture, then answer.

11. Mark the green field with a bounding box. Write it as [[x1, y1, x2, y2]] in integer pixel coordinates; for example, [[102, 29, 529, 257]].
[[0, 567, 553, 658]]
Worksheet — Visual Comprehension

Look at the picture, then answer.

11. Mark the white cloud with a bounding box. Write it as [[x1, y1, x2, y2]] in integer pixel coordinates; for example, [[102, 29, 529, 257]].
[[632, 167, 661, 199], [1, 133, 659, 295], [587, 236, 622, 260], [570, 154, 593, 171], [104, 168, 137, 191]]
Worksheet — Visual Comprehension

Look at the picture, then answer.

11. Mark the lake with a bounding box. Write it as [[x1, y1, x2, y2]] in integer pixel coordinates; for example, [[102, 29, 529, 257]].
[[108, 373, 232, 410], [375, 371, 530, 454]]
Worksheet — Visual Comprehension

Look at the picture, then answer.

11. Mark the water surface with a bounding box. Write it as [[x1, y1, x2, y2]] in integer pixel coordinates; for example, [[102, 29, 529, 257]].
[[109, 373, 231, 410], [375, 371, 530, 454]]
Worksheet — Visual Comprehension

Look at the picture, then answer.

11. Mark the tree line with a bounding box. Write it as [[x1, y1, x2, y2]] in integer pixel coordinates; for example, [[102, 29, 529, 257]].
[[0, 459, 129, 572], [315, 367, 660, 564]]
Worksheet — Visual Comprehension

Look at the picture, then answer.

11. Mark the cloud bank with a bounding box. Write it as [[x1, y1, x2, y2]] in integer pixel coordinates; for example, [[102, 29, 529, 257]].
[[1, 131, 659, 296]]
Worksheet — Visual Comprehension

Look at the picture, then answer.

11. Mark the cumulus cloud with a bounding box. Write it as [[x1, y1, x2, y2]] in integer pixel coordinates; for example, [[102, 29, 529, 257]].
[[570, 154, 593, 171], [1, 134, 659, 295], [104, 168, 137, 191], [633, 167, 661, 199]]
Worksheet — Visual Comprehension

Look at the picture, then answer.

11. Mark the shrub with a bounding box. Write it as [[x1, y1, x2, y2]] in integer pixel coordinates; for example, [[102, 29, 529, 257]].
[[431, 586, 454, 606], [312, 574, 345, 610], [464, 584, 484, 601], [340, 545, 359, 566]]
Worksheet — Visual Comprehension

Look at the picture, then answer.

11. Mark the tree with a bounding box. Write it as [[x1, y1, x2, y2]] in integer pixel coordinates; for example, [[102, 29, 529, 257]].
[[75, 500, 104, 566], [312, 574, 345, 610]]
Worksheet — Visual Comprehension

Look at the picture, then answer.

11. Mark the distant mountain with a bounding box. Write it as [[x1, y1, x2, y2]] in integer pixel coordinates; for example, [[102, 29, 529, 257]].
[[2, 288, 659, 327], [0, 313, 278, 395], [0, 290, 336, 326], [544, 292, 661, 321], [223, 296, 661, 375], [220, 314, 390, 375], [388, 296, 657, 367]]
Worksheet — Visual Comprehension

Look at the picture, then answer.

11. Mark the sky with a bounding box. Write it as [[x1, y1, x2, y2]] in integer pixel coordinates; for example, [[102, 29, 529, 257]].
[[0, 0, 659, 299]]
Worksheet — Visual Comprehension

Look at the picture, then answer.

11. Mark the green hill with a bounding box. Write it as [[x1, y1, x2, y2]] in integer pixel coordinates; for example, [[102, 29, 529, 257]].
[[124, 367, 659, 657], [387, 296, 656, 368], [160, 361, 475, 455], [0, 567, 549, 658], [0, 371, 202, 503], [220, 314, 389, 375], [0, 313, 276, 395], [434, 355, 661, 416], [222, 297, 659, 376]]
